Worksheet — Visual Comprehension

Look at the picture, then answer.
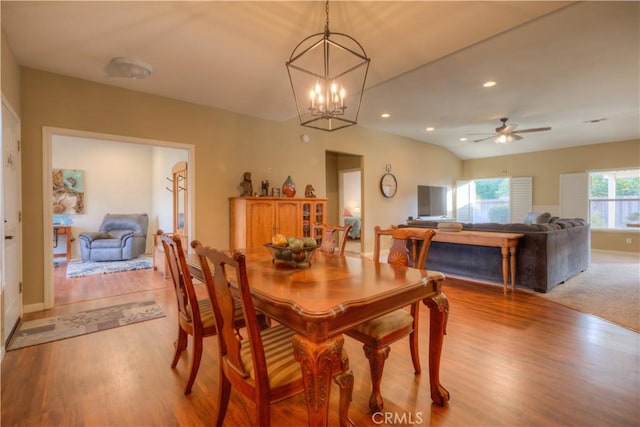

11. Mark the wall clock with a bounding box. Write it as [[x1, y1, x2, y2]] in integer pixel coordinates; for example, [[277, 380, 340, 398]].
[[380, 164, 397, 198]]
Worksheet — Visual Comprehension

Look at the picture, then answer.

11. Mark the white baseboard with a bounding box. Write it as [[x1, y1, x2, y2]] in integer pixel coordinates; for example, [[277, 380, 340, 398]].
[[591, 248, 639, 257], [24, 302, 45, 314]]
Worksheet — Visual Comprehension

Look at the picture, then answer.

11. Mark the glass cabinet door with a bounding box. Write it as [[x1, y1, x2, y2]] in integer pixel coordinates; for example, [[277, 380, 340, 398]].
[[302, 202, 312, 237], [301, 201, 325, 239], [315, 203, 324, 224]]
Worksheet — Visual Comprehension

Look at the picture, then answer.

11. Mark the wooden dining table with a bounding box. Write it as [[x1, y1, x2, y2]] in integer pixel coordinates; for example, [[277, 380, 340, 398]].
[[187, 248, 450, 426]]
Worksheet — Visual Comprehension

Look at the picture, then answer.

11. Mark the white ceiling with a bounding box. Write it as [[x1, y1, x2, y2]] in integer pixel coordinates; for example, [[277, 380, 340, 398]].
[[2, 1, 638, 159]]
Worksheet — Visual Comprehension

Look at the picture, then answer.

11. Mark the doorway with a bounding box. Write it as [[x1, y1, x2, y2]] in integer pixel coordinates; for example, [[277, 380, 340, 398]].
[[42, 128, 194, 309], [325, 151, 363, 254], [340, 169, 362, 253]]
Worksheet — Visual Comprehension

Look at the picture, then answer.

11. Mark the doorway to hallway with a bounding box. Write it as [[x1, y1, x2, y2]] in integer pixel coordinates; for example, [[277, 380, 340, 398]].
[[325, 151, 362, 254]]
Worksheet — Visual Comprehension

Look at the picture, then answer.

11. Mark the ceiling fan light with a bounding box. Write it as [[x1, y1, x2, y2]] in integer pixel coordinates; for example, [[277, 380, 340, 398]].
[[495, 134, 509, 144]]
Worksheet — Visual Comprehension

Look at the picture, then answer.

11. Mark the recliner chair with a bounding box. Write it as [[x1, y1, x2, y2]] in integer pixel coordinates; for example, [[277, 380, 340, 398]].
[[79, 213, 149, 262]]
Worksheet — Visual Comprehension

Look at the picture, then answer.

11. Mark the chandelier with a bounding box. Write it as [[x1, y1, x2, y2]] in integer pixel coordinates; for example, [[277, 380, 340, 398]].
[[286, 1, 370, 132]]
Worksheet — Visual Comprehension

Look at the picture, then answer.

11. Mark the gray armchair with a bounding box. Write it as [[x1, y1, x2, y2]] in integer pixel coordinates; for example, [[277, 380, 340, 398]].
[[79, 213, 149, 262]]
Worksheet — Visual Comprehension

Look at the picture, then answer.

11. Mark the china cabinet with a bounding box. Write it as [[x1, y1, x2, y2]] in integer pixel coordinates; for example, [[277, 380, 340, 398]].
[[230, 197, 327, 249]]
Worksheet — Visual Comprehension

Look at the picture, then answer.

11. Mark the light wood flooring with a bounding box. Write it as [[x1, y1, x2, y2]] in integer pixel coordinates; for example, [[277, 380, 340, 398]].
[[345, 238, 361, 255], [2, 258, 639, 426]]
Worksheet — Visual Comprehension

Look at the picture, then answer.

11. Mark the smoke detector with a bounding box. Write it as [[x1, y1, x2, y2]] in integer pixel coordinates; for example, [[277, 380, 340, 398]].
[[105, 57, 153, 79]]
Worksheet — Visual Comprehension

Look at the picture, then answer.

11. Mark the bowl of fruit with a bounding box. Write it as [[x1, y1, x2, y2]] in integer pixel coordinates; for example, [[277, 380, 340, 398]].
[[265, 234, 319, 268]]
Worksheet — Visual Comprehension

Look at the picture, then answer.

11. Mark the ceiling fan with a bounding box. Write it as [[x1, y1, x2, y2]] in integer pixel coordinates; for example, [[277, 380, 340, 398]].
[[471, 117, 551, 144]]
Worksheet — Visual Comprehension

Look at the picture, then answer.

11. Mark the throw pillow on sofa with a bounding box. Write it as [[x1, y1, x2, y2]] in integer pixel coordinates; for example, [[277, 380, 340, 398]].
[[523, 212, 552, 224]]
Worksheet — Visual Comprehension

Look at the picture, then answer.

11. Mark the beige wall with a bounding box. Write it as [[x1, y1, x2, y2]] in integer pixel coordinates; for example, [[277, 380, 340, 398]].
[[1, 27, 21, 113], [462, 139, 640, 252], [325, 152, 339, 224], [10, 65, 639, 307], [20, 68, 461, 306]]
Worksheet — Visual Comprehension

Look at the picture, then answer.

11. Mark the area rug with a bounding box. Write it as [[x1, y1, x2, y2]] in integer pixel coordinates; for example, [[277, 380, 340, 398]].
[[7, 300, 165, 351], [536, 250, 639, 332], [66, 255, 153, 278]]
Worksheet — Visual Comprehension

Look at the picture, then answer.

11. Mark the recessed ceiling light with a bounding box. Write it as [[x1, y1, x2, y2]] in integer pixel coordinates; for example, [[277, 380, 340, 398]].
[[381, 113, 390, 118], [426, 127, 434, 132], [460, 137, 468, 141], [482, 81, 496, 88]]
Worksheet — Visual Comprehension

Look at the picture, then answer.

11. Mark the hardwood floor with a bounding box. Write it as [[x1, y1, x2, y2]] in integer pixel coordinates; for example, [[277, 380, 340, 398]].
[[2, 261, 639, 426]]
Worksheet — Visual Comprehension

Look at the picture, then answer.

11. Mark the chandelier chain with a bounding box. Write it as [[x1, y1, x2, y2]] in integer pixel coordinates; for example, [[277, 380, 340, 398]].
[[324, 0, 330, 35]]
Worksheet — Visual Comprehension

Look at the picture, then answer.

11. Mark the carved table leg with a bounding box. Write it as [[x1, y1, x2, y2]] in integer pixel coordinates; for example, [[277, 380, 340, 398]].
[[293, 333, 345, 427], [424, 293, 450, 406], [509, 246, 517, 292], [501, 246, 509, 294], [363, 344, 390, 412]]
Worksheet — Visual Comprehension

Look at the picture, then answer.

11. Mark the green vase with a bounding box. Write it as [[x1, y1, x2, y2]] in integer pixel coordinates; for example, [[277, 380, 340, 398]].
[[282, 176, 296, 198]]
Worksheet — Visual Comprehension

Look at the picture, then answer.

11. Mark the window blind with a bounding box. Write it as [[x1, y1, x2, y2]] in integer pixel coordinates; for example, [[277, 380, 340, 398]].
[[510, 177, 532, 223]]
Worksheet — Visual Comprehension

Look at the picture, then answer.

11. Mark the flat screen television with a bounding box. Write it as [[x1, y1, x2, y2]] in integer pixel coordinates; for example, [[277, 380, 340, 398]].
[[417, 185, 447, 217]]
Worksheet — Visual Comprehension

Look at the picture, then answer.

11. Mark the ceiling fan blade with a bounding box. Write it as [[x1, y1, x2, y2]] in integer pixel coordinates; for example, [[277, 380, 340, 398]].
[[513, 127, 552, 134], [471, 136, 495, 143], [511, 134, 523, 141], [502, 124, 518, 133]]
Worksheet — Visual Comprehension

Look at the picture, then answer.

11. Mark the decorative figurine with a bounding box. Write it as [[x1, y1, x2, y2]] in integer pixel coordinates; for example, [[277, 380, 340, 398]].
[[239, 171, 253, 196], [305, 184, 316, 198], [261, 180, 270, 197]]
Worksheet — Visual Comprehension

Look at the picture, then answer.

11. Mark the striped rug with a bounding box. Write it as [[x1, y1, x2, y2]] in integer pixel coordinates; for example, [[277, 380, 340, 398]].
[[7, 300, 165, 350]]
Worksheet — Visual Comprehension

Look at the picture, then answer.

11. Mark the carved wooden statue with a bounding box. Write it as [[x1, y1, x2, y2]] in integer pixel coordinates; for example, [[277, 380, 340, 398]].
[[305, 184, 316, 198], [239, 172, 253, 196]]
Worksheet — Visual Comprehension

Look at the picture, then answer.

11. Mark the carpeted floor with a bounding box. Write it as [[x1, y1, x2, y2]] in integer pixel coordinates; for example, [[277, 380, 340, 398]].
[[65, 255, 153, 278], [7, 300, 165, 350], [536, 250, 639, 332]]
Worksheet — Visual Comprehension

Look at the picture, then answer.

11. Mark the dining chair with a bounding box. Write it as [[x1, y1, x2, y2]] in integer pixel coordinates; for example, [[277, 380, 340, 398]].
[[159, 232, 216, 395], [153, 229, 171, 278], [318, 223, 353, 255], [346, 226, 436, 412], [161, 233, 266, 395], [192, 241, 354, 427]]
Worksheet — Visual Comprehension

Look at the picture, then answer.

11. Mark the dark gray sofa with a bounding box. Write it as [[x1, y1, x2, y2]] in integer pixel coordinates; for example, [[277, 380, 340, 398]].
[[403, 217, 590, 293]]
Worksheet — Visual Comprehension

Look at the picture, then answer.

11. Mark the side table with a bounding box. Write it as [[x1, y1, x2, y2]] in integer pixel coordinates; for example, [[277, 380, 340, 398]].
[[53, 225, 73, 262]]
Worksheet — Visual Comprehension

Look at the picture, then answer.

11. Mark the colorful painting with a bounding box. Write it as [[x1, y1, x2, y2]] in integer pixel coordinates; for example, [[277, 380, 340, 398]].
[[53, 169, 85, 214]]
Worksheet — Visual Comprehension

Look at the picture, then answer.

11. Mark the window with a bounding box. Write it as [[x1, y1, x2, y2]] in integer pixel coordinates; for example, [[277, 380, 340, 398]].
[[589, 169, 640, 229], [456, 177, 531, 223]]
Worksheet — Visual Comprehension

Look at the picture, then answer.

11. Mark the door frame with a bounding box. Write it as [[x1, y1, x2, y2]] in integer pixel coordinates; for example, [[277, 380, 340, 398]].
[[325, 150, 364, 251], [1, 95, 23, 353], [41, 127, 196, 309]]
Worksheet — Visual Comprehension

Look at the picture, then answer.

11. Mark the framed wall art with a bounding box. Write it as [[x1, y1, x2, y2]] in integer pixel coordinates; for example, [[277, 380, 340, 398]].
[[53, 169, 85, 214]]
